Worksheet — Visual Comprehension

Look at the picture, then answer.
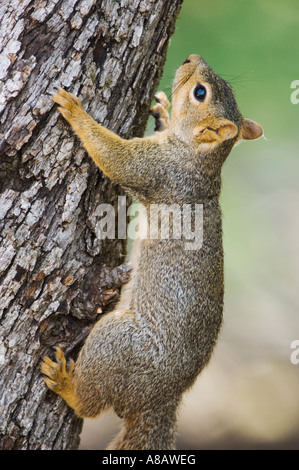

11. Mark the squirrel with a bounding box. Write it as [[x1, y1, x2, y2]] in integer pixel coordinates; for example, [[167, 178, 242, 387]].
[[41, 54, 263, 450]]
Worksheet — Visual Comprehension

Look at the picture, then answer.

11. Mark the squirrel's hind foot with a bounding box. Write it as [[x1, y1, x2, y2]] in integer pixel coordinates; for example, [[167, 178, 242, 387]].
[[41, 348, 76, 401]]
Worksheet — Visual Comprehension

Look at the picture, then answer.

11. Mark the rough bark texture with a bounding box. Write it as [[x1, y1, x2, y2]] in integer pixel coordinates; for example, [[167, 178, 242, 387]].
[[0, 0, 183, 450]]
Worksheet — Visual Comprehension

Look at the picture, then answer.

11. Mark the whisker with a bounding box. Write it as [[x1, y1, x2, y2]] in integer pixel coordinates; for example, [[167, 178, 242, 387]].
[[171, 76, 189, 98], [166, 74, 191, 104], [220, 72, 255, 87]]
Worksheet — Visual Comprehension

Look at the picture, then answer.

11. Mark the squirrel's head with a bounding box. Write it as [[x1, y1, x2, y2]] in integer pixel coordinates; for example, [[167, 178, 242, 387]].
[[171, 54, 263, 154]]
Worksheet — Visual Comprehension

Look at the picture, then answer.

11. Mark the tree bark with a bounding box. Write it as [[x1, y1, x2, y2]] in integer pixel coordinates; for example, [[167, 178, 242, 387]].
[[0, 0, 183, 450]]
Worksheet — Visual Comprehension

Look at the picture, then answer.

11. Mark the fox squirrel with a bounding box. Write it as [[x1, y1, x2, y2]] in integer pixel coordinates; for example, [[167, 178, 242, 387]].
[[41, 54, 263, 450]]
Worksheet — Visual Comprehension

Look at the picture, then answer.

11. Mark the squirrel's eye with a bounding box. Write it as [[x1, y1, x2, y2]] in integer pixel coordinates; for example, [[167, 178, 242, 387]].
[[194, 84, 206, 102]]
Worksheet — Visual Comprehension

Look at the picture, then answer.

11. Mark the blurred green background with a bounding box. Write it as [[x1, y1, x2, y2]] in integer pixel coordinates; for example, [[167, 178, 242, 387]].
[[81, 0, 299, 449]]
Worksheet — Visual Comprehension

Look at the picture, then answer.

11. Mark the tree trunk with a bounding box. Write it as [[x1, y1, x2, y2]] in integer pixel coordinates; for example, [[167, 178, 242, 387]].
[[0, 0, 182, 450]]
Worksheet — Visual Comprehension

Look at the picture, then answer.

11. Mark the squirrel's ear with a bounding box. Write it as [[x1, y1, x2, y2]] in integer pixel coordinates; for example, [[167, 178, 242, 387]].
[[193, 118, 238, 144], [240, 118, 263, 141]]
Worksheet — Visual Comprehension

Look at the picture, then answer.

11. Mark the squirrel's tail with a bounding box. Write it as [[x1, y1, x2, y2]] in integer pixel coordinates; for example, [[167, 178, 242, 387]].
[[107, 405, 178, 450]]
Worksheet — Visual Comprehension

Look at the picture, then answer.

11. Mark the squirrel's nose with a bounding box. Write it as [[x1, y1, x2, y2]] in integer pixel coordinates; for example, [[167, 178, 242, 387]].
[[182, 54, 202, 66]]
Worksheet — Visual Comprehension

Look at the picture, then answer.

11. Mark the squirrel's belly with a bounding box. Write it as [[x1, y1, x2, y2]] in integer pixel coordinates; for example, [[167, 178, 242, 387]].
[[133, 237, 224, 344], [134, 233, 224, 308], [132, 233, 224, 380]]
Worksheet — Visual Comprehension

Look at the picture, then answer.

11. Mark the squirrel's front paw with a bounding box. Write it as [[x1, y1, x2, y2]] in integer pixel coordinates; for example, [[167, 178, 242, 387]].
[[150, 91, 170, 132], [41, 347, 75, 396], [52, 88, 83, 124]]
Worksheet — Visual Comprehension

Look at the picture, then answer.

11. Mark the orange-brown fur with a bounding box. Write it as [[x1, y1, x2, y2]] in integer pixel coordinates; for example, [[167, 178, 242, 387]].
[[41, 54, 262, 449]]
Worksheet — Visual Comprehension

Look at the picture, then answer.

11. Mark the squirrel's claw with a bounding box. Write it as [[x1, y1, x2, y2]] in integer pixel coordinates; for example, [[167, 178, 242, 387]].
[[154, 91, 170, 110], [52, 88, 83, 125], [41, 348, 75, 395], [150, 91, 170, 132], [52, 88, 82, 109]]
